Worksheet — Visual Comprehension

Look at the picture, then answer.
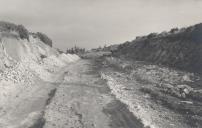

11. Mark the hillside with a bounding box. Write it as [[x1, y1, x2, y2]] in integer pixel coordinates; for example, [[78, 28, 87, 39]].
[[2, 21, 202, 128], [113, 23, 202, 74], [0, 21, 80, 128], [93, 23, 202, 128]]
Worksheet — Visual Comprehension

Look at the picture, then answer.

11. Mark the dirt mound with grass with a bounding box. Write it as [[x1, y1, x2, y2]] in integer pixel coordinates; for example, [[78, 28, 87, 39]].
[[113, 23, 202, 74]]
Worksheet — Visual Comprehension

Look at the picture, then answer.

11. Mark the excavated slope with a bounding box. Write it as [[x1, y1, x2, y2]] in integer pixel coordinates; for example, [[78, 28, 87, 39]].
[[114, 23, 202, 74]]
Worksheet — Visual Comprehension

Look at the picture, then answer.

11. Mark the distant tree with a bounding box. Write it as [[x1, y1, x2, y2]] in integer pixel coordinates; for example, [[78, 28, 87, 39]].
[[66, 45, 85, 54], [71, 47, 74, 54]]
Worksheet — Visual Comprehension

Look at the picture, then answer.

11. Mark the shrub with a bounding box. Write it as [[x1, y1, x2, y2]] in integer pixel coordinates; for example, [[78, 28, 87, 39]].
[[0, 21, 17, 31], [16, 25, 29, 40], [36, 32, 52, 47], [170, 28, 179, 33], [147, 33, 157, 39], [0, 21, 29, 40]]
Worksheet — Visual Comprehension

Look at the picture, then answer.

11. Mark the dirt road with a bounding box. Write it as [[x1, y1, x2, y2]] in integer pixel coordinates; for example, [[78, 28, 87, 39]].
[[43, 59, 144, 128], [0, 66, 67, 128]]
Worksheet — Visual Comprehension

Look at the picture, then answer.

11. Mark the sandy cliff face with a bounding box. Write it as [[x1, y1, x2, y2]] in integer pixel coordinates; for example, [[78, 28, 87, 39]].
[[0, 25, 80, 80], [0, 22, 80, 127], [114, 23, 202, 74]]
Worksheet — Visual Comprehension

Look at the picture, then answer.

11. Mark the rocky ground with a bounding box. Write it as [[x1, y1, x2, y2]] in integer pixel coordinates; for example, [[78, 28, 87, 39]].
[[101, 57, 202, 128], [0, 33, 80, 128], [0, 60, 76, 128], [43, 59, 144, 128], [40, 54, 202, 128], [1, 45, 201, 128]]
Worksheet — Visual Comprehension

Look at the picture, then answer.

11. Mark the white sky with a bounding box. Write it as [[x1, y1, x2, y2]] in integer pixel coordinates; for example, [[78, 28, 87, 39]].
[[1, 0, 202, 50]]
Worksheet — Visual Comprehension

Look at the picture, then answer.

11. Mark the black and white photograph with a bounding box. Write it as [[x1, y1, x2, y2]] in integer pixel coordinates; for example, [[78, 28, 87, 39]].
[[0, 0, 202, 128]]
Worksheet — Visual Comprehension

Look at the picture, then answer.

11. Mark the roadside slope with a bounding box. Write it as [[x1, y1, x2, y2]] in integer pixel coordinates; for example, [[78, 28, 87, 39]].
[[113, 23, 202, 74], [0, 21, 80, 128]]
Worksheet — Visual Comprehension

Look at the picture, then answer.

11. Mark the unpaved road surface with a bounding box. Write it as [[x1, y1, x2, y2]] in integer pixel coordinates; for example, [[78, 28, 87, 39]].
[[43, 59, 144, 128], [0, 67, 67, 128]]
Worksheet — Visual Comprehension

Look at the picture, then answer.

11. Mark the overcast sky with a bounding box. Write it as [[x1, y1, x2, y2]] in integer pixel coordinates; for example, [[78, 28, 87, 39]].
[[1, 0, 202, 50]]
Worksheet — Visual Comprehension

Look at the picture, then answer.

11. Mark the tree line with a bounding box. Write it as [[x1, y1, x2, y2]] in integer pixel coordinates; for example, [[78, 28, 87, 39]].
[[66, 46, 85, 54]]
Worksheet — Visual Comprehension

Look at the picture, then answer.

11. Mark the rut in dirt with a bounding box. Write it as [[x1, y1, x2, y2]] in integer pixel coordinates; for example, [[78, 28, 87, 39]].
[[42, 59, 145, 128]]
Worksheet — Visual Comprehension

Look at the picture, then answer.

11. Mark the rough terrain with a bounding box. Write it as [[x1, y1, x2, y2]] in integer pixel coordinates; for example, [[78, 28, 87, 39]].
[[1, 21, 202, 128], [101, 57, 202, 128], [43, 59, 144, 128]]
